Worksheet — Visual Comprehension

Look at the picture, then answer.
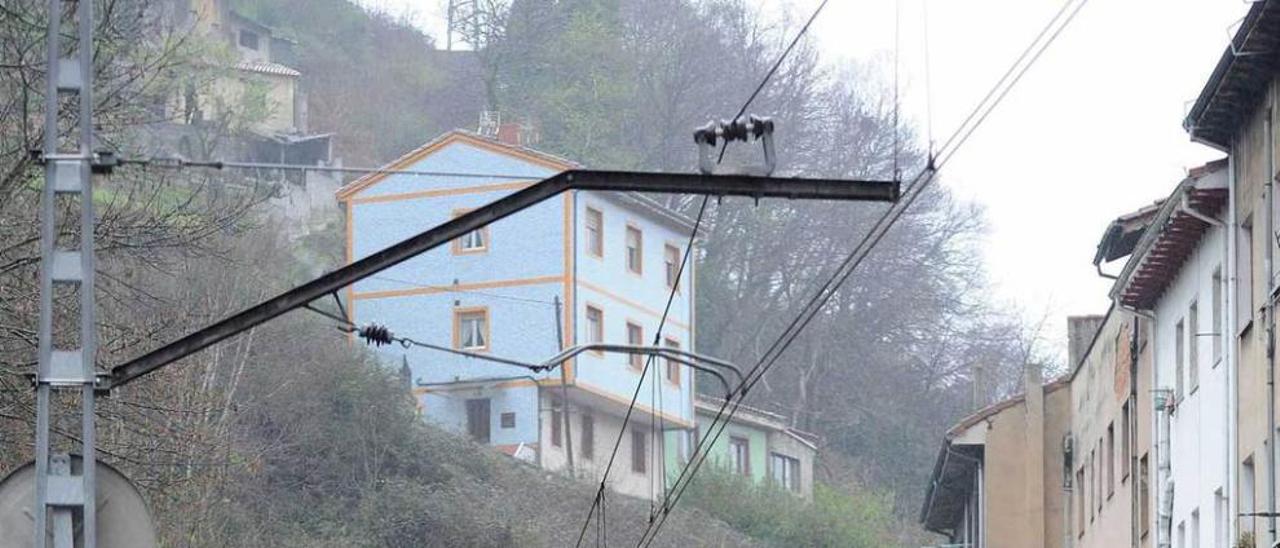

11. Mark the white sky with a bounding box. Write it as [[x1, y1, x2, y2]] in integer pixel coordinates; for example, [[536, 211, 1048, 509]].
[[364, 0, 1248, 363]]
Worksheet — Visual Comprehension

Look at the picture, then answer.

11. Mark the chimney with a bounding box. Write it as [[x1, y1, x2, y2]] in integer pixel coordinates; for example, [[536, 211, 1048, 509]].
[[1023, 361, 1046, 547], [496, 122, 522, 145], [1066, 315, 1106, 370]]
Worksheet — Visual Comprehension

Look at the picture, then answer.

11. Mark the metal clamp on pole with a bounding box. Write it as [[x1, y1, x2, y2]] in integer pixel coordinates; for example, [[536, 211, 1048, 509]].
[[694, 115, 776, 176]]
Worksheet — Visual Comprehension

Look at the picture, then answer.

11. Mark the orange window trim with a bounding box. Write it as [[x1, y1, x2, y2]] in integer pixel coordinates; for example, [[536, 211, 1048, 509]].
[[664, 242, 681, 292], [625, 223, 643, 275], [586, 206, 604, 259], [349, 180, 535, 205], [577, 280, 690, 331], [585, 304, 605, 356], [453, 305, 491, 352], [664, 337, 681, 385], [353, 275, 562, 300], [626, 320, 645, 370], [451, 208, 490, 256], [562, 193, 575, 381]]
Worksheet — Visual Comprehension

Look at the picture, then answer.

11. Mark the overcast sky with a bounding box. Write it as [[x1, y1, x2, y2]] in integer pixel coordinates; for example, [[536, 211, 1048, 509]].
[[364, 0, 1247, 364]]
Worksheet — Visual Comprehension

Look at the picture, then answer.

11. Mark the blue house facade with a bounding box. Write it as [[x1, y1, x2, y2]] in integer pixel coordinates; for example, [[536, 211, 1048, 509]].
[[338, 130, 695, 499]]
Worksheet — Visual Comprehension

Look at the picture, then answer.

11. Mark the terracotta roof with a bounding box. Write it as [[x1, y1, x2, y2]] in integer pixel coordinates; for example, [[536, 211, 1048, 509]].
[[234, 60, 300, 78], [944, 378, 1069, 439], [1094, 200, 1164, 265], [1113, 159, 1229, 310]]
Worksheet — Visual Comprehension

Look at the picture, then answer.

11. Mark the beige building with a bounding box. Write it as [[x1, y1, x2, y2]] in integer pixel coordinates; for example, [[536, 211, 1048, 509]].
[[1184, 2, 1280, 545], [920, 365, 1070, 547], [922, 201, 1159, 547], [1064, 309, 1155, 548]]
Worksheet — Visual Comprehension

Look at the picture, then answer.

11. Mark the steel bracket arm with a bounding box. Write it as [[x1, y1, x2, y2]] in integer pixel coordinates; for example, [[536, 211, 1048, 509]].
[[538, 343, 744, 397], [106, 169, 898, 389]]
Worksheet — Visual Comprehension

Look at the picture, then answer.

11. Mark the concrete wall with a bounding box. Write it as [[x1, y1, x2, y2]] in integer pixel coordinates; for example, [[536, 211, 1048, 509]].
[[690, 411, 769, 485], [974, 387, 1033, 547], [419, 381, 541, 453], [1230, 79, 1276, 547], [539, 390, 667, 500], [1069, 309, 1154, 548]]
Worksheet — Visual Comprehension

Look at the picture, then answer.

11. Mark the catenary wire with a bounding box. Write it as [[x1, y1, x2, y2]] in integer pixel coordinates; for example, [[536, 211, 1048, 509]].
[[637, 0, 1089, 545], [576, 0, 834, 543], [572, 198, 709, 547], [114, 156, 540, 181]]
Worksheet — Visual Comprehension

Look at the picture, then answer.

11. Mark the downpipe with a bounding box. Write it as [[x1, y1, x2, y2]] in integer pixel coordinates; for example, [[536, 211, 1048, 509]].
[[1156, 388, 1175, 548], [1267, 100, 1277, 547]]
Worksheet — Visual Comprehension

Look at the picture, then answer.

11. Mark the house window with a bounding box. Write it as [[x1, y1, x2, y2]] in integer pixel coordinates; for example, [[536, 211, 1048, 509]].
[[770, 453, 800, 492], [581, 409, 595, 460], [238, 29, 260, 50], [1075, 466, 1085, 535], [627, 322, 644, 369], [586, 207, 604, 258], [551, 402, 563, 447], [500, 412, 516, 429], [1239, 216, 1255, 332], [1121, 401, 1131, 482], [1244, 455, 1256, 534], [729, 436, 750, 476], [1212, 267, 1223, 364], [452, 209, 488, 254], [1175, 318, 1185, 401], [664, 338, 680, 384], [1089, 450, 1096, 520], [586, 306, 603, 346], [678, 428, 695, 462], [455, 308, 489, 350], [1140, 454, 1150, 536], [664, 244, 681, 290], [1189, 300, 1199, 392], [1106, 422, 1115, 497], [626, 225, 643, 274], [466, 398, 490, 443], [631, 429, 647, 473], [1096, 440, 1103, 512]]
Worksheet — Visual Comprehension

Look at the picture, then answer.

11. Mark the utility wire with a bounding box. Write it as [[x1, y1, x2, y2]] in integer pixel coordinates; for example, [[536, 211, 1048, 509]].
[[115, 156, 539, 181], [572, 199, 709, 548], [576, 1, 833, 545], [638, 0, 1090, 545]]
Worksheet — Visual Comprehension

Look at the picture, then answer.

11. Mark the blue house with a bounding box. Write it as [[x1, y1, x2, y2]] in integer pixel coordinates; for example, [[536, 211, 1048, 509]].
[[337, 129, 696, 499]]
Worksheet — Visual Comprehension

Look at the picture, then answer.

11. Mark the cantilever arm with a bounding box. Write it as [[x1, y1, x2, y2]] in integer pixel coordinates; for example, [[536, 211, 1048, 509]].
[[538, 343, 740, 398], [106, 169, 897, 389]]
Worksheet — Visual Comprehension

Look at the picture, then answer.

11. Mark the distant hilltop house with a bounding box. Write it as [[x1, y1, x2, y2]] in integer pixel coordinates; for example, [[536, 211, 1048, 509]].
[[149, 0, 339, 237], [338, 128, 817, 501]]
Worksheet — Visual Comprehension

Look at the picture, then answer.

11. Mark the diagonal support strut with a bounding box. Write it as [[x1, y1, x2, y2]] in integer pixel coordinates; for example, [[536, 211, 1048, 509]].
[[105, 169, 897, 389]]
